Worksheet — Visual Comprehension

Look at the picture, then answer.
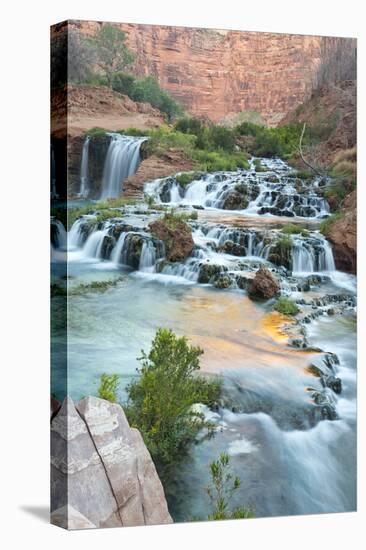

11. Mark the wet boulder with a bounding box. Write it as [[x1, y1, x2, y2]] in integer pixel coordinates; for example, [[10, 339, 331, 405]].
[[219, 240, 246, 256], [221, 191, 249, 210], [248, 266, 280, 300], [149, 218, 194, 262], [100, 235, 116, 260], [213, 274, 233, 289], [198, 263, 224, 284]]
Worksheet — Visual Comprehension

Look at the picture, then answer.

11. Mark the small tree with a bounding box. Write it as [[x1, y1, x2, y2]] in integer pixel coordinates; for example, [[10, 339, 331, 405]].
[[97, 373, 119, 402], [206, 452, 253, 520], [88, 24, 134, 87], [68, 29, 96, 84], [126, 328, 220, 465]]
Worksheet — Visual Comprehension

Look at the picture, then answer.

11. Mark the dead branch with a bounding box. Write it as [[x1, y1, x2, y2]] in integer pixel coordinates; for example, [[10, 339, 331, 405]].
[[298, 123, 323, 176]]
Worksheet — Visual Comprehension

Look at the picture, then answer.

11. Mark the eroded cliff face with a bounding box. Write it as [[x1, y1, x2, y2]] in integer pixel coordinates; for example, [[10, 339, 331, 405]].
[[72, 20, 327, 125]]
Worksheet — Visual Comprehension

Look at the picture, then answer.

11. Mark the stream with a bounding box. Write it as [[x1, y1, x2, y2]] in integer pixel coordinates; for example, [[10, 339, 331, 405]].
[[51, 151, 357, 520]]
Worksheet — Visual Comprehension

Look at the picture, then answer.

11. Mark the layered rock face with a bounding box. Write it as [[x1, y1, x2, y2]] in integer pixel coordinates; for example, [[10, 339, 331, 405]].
[[72, 20, 329, 125], [326, 206, 357, 274], [51, 396, 172, 529]]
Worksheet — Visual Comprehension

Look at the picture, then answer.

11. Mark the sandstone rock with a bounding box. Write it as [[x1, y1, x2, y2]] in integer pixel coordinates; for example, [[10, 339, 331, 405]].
[[124, 152, 194, 198], [248, 267, 280, 300], [325, 209, 357, 273], [149, 219, 194, 262], [64, 22, 350, 126], [51, 396, 172, 530]]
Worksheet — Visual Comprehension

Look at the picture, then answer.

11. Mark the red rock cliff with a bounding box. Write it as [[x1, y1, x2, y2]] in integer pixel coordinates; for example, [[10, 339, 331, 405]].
[[72, 20, 333, 125]]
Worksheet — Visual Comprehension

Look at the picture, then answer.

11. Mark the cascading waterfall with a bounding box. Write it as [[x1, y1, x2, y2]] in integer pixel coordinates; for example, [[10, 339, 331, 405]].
[[60, 215, 337, 281], [79, 136, 90, 198], [100, 134, 147, 199], [145, 157, 331, 218], [139, 240, 158, 272], [51, 218, 67, 249]]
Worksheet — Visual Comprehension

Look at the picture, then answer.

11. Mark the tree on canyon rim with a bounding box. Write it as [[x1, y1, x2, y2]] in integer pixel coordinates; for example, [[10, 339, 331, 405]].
[[87, 24, 134, 88]]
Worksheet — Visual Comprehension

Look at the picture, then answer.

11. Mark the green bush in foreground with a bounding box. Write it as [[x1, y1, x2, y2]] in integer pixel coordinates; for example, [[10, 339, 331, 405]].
[[274, 297, 299, 316], [206, 453, 254, 521], [97, 373, 119, 403], [126, 328, 222, 465]]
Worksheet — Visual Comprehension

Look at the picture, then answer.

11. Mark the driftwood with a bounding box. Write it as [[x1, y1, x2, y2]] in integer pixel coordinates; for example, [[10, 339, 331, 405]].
[[298, 123, 323, 176]]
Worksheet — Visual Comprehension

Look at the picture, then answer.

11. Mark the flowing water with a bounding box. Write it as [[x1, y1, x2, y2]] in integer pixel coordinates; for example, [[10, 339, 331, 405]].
[[100, 133, 146, 199], [79, 136, 90, 198], [51, 157, 356, 520]]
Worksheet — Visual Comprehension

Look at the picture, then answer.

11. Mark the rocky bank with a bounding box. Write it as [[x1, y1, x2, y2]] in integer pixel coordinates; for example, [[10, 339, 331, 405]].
[[51, 396, 172, 529]]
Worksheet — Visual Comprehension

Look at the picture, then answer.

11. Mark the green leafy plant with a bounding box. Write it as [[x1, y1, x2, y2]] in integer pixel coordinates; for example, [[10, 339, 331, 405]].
[[274, 297, 299, 316], [319, 212, 344, 235], [206, 453, 254, 520], [126, 328, 222, 465], [97, 373, 120, 402], [281, 224, 309, 237]]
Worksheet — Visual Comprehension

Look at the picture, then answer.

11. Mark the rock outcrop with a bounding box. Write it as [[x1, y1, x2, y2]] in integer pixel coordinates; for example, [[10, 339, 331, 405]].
[[124, 150, 194, 198], [67, 21, 353, 125], [51, 396, 172, 530], [149, 219, 194, 262], [248, 267, 280, 300], [325, 208, 357, 274]]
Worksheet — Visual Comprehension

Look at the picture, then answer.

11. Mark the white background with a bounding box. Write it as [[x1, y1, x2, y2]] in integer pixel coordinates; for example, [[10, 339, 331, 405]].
[[1, 1, 364, 548]]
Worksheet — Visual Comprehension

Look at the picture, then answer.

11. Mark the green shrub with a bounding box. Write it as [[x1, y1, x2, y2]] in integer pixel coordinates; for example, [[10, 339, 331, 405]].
[[235, 122, 305, 159], [208, 125, 235, 152], [175, 172, 204, 187], [253, 159, 267, 172], [97, 373, 119, 402], [126, 328, 222, 465], [112, 72, 136, 96], [319, 212, 343, 235], [274, 297, 299, 316], [145, 126, 196, 157], [86, 127, 109, 137], [281, 224, 309, 237], [131, 75, 182, 121], [117, 127, 147, 137], [206, 453, 254, 521], [193, 150, 249, 172]]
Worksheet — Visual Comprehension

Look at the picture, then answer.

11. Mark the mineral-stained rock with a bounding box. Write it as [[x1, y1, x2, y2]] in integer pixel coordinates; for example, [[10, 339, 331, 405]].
[[51, 396, 172, 530], [221, 191, 248, 210], [149, 219, 194, 262], [325, 208, 357, 274], [248, 267, 280, 300], [198, 263, 224, 284], [219, 240, 246, 256]]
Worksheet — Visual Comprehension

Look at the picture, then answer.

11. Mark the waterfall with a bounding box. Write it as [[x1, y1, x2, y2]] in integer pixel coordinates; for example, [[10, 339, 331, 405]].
[[147, 159, 331, 218], [139, 240, 157, 272], [111, 233, 127, 265], [68, 218, 86, 249], [292, 240, 315, 272], [79, 136, 90, 198], [81, 230, 107, 260], [100, 134, 146, 199], [318, 240, 336, 271], [51, 219, 67, 249]]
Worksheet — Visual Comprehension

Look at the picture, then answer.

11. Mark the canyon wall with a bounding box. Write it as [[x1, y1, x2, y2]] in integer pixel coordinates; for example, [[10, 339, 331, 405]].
[[71, 20, 331, 125]]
